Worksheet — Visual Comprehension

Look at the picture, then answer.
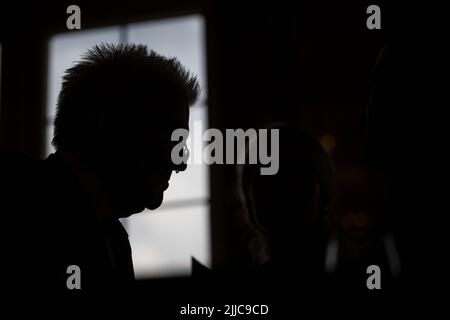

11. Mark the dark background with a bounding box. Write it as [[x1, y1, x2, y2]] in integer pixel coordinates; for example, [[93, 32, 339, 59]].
[[0, 0, 427, 274]]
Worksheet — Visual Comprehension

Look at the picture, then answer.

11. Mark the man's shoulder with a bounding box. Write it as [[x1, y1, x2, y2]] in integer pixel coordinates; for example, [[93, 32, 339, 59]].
[[0, 152, 44, 188]]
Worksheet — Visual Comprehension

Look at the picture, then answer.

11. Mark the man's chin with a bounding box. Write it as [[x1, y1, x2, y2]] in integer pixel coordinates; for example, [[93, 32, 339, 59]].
[[117, 204, 146, 218], [145, 192, 164, 210], [115, 192, 164, 218], [146, 198, 163, 210]]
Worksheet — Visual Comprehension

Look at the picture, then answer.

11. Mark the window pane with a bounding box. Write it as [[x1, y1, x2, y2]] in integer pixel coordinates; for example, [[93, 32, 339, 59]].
[[126, 15, 207, 102], [125, 205, 211, 279]]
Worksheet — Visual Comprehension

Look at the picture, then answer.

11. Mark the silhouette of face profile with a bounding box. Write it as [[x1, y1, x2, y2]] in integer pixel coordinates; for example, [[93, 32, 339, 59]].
[[52, 45, 199, 218], [95, 98, 189, 218]]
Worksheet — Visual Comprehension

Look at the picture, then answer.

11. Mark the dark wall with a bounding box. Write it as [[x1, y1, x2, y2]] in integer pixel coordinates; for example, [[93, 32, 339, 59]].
[[0, 0, 423, 269]]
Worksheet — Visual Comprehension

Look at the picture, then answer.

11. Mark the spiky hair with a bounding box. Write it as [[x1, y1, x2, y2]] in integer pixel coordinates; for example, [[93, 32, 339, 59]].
[[53, 43, 200, 153]]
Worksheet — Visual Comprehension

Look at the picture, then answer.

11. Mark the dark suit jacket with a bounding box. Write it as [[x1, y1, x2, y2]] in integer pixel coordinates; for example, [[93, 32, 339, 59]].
[[0, 152, 134, 299]]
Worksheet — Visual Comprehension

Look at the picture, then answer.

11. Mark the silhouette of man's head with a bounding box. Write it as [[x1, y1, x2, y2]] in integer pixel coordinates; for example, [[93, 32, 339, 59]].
[[53, 44, 199, 217]]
